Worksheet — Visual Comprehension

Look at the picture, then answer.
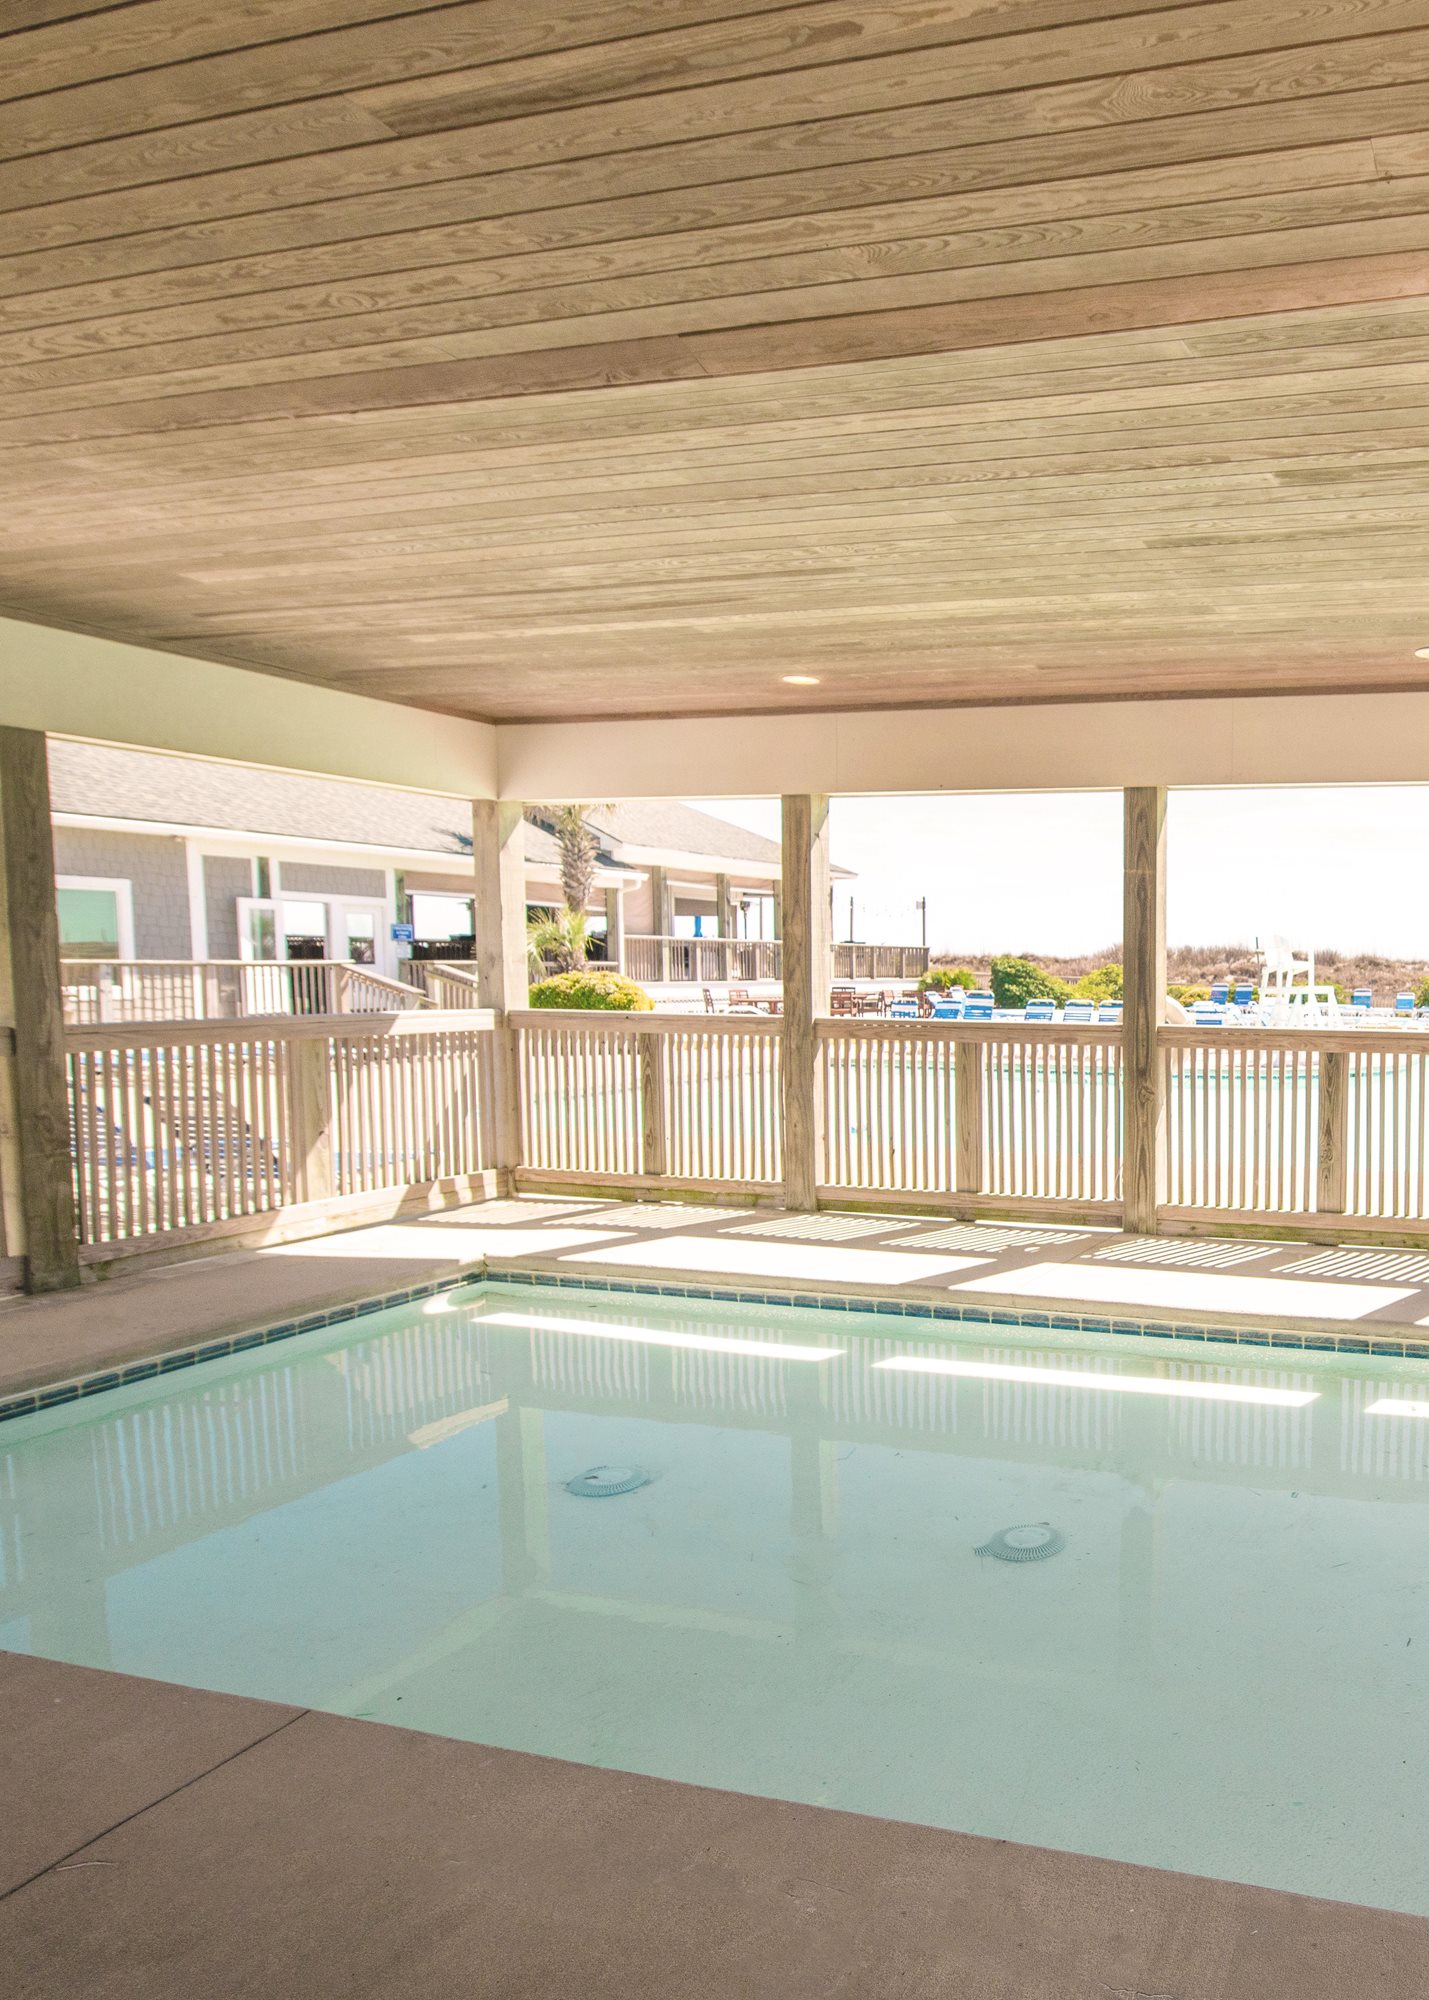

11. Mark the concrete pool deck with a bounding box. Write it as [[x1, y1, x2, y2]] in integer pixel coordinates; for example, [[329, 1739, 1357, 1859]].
[[8, 1195, 1429, 1401], [3, 1650, 1425, 2000]]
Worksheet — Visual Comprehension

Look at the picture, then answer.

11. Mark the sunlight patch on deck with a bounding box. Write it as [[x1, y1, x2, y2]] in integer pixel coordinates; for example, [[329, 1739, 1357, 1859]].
[[953, 1262, 1415, 1321], [1279, 1248, 1429, 1285], [1092, 1239, 1279, 1271], [262, 1226, 626, 1262], [728, 1214, 919, 1242], [562, 1235, 987, 1286]]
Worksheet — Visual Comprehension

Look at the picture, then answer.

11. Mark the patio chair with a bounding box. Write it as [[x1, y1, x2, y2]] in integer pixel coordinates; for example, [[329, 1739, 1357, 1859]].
[[888, 999, 919, 1019], [962, 997, 993, 1021], [702, 987, 723, 1014], [1062, 1000, 1094, 1024], [829, 985, 858, 1016], [727, 985, 759, 1014], [1209, 981, 1229, 1005], [1351, 988, 1372, 1010], [1095, 1002, 1123, 1023], [1232, 983, 1254, 1007], [1024, 999, 1055, 1022], [929, 996, 965, 1020], [1191, 1002, 1227, 1026], [1395, 991, 1416, 1014]]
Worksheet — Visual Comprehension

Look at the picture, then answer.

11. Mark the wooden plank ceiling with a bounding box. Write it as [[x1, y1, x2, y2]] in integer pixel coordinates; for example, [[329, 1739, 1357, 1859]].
[[4, 0, 1429, 722]]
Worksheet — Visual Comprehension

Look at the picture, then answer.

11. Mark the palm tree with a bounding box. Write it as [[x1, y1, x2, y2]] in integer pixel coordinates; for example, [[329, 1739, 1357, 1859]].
[[526, 802, 610, 927], [527, 908, 590, 977]]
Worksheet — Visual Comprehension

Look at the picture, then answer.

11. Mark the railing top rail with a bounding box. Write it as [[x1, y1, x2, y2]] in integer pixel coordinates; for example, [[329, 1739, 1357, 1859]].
[[1159, 1024, 1429, 1055], [64, 1008, 496, 1052], [818, 1017, 1121, 1043], [510, 1007, 782, 1035]]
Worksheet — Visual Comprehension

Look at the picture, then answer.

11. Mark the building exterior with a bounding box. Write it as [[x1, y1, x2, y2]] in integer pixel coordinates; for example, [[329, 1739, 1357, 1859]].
[[46, 740, 848, 980]]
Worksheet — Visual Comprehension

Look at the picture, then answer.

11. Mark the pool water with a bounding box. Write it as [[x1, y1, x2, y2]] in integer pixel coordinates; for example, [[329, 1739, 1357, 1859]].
[[4, 1283, 1429, 1915]]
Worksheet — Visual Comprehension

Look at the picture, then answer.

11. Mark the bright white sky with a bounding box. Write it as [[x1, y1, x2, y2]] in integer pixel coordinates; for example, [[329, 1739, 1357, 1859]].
[[694, 789, 1429, 958]]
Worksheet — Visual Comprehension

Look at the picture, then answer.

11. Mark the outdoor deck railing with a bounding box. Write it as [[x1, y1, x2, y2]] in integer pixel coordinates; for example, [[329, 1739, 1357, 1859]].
[[623, 938, 929, 985], [819, 1019, 1123, 1213], [62, 958, 432, 1025], [63, 1010, 1429, 1266], [66, 1011, 494, 1256], [514, 1010, 782, 1189], [1162, 1025, 1429, 1228]]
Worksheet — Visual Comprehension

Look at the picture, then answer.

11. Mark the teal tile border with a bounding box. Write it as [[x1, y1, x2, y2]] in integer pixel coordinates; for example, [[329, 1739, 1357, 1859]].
[[4, 1257, 1427, 1426], [0, 1270, 476, 1427], [479, 1261, 1429, 1364]]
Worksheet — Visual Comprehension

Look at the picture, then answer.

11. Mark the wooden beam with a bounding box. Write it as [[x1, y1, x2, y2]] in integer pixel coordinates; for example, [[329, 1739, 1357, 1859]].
[[604, 882, 625, 971], [472, 798, 527, 1181], [781, 793, 830, 1212], [1122, 785, 1167, 1235], [714, 871, 734, 938], [0, 728, 81, 1290]]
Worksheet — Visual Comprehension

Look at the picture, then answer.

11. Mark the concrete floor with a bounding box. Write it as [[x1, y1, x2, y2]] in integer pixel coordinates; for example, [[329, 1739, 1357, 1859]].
[[6, 1194, 1429, 1403], [3, 1651, 1424, 2000]]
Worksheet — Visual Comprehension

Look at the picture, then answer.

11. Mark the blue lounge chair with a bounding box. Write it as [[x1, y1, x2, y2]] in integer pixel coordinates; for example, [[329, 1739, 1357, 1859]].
[[1351, 988, 1372, 1010], [1395, 991, 1415, 1014], [1232, 983, 1254, 1007], [1096, 1002, 1122, 1023], [1191, 1002, 1227, 1027], [1210, 981, 1229, 1005], [888, 1000, 918, 1019], [929, 998, 964, 1019], [963, 998, 993, 1021], [1062, 1000, 1094, 1024], [1024, 999, 1055, 1022]]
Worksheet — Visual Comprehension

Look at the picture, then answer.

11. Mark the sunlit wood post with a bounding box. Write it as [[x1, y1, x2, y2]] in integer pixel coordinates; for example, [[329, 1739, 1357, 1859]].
[[0, 728, 82, 1290], [1122, 786, 1167, 1234], [781, 794, 831, 1211], [1317, 1050, 1348, 1215], [473, 800, 528, 1186]]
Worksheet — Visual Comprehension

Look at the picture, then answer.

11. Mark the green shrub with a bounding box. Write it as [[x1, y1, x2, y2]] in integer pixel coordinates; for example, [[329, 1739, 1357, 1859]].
[[528, 971, 654, 1012], [918, 966, 977, 993], [989, 956, 1072, 1008], [1167, 983, 1211, 1005], [1073, 962, 1123, 1002], [1416, 980, 1429, 1009]]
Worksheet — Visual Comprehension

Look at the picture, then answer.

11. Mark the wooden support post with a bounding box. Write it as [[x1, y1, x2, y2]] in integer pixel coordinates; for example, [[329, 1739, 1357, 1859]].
[[1317, 1049, 1348, 1215], [604, 884, 626, 972], [955, 1038, 984, 1195], [639, 1033, 667, 1178], [288, 1035, 334, 1203], [1122, 786, 1167, 1235], [0, 729, 81, 1291], [473, 800, 528, 1185], [715, 871, 734, 938], [781, 794, 831, 1211]]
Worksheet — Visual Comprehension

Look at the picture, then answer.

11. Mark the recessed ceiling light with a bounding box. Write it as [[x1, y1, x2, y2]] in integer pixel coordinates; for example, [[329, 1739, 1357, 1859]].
[[782, 674, 820, 685]]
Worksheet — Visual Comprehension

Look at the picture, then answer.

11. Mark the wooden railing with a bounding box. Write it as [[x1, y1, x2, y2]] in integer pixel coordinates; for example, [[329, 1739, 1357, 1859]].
[[401, 960, 485, 1008], [66, 1011, 494, 1256], [625, 936, 782, 985], [819, 1019, 1121, 1213], [1162, 1026, 1429, 1229], [61, 959, 432, 1025], [514, 1009, 782, 1190], [623, 938, 930, 985]]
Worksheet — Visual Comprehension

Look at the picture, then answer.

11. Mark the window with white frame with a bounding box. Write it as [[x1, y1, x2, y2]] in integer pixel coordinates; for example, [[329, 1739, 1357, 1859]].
[[55, 876, 135, 961]]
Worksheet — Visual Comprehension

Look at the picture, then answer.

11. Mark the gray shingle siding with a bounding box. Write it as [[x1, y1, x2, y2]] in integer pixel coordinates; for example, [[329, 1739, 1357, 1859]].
[[279, 861, 386, 898], [53, 828, 192, 958], [203, 856, 252, 960]]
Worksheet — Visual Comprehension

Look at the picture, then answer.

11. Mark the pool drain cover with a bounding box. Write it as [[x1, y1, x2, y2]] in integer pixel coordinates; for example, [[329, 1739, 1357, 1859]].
[[976, 1523, 1065, 1563], [565, 1465, 651, 1499]]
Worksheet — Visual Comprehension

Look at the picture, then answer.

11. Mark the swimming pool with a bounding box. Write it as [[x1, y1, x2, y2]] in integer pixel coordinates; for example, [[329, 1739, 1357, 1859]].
[[4, 1282, 1428, 1915]]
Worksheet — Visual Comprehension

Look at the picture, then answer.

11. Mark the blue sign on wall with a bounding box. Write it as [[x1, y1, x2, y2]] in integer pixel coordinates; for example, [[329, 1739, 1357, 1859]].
[[390, 923, 415, 942]]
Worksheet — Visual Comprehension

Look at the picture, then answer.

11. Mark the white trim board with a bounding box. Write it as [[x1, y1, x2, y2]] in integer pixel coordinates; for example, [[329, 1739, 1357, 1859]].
[[496, 691, 1429, 801]]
